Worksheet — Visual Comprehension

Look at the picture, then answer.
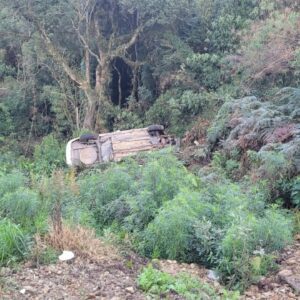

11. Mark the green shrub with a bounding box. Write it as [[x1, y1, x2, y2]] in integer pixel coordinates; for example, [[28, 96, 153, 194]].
[[141, 191, 202, 260], [138, 175, 293, 290], [138, 264, 239, 300], [294, 210, 300, 234], [79, 151, 197, 231], [38, 170, 78, 229], [125, 152, 197, 231], [193, 218, 225, 266], [291, 176, 300, 207], [140, 180, 250, 262], [138, 265, 173, 295], [0, 170, 26, 198], [74, 151, 293, 291], [0, 219, 29, 266], [78, 166, 134, 228], [218, 208, 292, 289], [146, 89, 213, 136], [251, 208, 293, 252], [0, 188, 40, 231], [33, 134, 65, 175]]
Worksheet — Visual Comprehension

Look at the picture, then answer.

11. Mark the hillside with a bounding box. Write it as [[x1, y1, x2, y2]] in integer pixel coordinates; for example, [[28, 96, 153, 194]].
[[0, 0, 300, 299]]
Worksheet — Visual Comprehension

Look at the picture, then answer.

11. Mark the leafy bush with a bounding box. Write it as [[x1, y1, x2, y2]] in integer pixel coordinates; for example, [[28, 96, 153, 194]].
[[294, 210, 300, 234], [138, 264, 239, 300], [0, 219, 29, 266], [112, 109, 144, 131], [33, 134, 65, 175], [146, 89, 215, 136], [136, 173, 292, 289], [0, 188, 41, 231], [38, 170, 78, 231], [291, 176, 300, 207], [218, 208, 292, 289], [78, 165, 135, 229], [126, 153, 197, 231], [78, 151, 197, 231], [0, 170, 26, 198], [251, 208, 292, 252], [141, 191, 201, 260]]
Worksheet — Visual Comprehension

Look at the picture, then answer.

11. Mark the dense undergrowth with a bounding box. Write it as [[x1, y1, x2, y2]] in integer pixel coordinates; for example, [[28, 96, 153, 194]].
[[0, 141, 298, 291], [0, 1, 299, 295]]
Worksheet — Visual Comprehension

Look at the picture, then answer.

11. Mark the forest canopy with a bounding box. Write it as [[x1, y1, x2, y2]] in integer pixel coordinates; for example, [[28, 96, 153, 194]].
[[1, 0, 299, 141]]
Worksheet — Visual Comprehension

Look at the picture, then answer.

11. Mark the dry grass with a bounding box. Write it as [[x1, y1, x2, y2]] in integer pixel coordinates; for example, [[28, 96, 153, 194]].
[[182, 118, 211, 146], [238, 10, 300, 87], [45, 223, 118, 262]]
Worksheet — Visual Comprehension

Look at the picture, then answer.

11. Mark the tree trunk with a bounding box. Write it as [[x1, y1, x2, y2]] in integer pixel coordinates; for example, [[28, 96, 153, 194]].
[[113, 61, 122, 107], [82, 88, 97, 129], [95, 59, 110, 102], [82, 58, 112, 130]]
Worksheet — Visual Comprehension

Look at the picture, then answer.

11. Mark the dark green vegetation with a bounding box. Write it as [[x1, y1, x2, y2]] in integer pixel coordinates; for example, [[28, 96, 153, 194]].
[[0, 0, 300, 296], [1, 0, 299, 139], [0, 146, 297, 290]]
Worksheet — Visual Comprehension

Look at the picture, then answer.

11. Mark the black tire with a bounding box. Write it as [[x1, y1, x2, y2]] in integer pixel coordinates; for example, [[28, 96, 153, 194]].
[[147, 124, 164, 132], [79, 133, 98, 143]]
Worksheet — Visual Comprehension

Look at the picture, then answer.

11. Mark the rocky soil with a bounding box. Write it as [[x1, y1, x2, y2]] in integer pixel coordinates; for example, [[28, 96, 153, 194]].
[[1, 236, 300, 299], [0, 255, 146, 300]]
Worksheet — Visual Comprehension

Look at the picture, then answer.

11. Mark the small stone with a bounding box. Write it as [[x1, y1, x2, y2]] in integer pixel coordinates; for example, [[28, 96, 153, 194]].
[[278, 269, 293, 279], [288, 292, 296, 298], [284, 276, 300, 293], [286, 259, 296, 265], [270, 282, 280, 289], [125, 287, 134, 293]]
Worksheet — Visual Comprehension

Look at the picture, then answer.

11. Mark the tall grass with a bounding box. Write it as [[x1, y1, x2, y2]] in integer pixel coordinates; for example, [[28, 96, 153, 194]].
[[0, 219, 29, 266]]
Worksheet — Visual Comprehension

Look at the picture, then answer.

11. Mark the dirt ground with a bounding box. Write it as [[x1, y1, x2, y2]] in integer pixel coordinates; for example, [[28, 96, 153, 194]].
[[1, 236, 300, 299], [0, 255, 146, 300]]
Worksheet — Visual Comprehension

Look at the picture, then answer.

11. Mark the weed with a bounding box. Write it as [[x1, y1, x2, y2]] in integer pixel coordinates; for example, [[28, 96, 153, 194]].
[[138, 264, 239, 299], [0, 219, 29, 266], [45, 223, 118, 262]]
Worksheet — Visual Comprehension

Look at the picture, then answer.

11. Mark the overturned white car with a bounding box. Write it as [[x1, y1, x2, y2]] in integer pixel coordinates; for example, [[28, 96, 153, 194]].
[[66, 125, 177, 167]]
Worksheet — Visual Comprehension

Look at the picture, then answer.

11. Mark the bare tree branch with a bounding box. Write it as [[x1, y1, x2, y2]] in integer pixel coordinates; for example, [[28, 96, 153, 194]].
[[36, 24, 87, 88], [114, 24, 144, 57]]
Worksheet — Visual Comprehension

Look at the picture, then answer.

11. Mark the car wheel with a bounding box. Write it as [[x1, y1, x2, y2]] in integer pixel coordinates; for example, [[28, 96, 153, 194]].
[[79, 133, 98, 143], [147, 125, 164, 132]]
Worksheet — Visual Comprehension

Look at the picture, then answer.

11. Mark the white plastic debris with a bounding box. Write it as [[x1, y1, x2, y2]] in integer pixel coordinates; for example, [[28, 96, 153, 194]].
[[207, 269, 220, 281], [20, 289, 26, 294], [59, 250, 75, 262]]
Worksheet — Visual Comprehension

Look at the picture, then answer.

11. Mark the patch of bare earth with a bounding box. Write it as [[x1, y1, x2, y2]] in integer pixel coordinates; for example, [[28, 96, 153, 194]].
[[0, 224, 147, 300], [1, 229, 300, 299], [0, 255, 146, 300]]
